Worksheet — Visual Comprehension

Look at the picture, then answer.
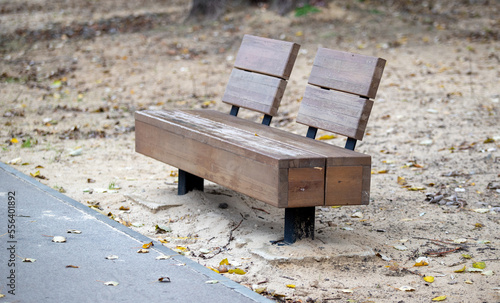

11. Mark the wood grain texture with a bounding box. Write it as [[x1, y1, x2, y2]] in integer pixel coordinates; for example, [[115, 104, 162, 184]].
[[287, 167, 325, 207], [234, 34, 300, 80], [296, 85, 374, 140], [135, 110, 328, 207], [180, 109, 371, 167], [325, 165, 368, 206], [308, 48, 386, 99], [222, 68, 287, 116]]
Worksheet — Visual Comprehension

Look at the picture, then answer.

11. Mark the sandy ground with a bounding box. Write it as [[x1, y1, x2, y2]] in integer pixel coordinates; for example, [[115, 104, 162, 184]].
[[1, 1, 500, 302]]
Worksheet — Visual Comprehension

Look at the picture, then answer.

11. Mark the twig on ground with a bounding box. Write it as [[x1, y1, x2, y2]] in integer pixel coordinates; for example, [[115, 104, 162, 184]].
[[252, 207, 270, 214]]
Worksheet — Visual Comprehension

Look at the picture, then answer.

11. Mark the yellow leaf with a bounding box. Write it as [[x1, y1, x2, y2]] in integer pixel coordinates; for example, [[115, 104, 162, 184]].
[[142, 241, 153, 249], [397, 176, 407, 185], [119, 206, 130, 211], [295, 31, 303, 37], [175, 246, 188, 252], [454, 265, 466, 273], [465, 280, 473, 284], [219, 258, 229, 266], [423, 276, 435, 283], [462, 254, 472, 259], [286, 284, 296, 288], [432, 295, 447, 301], [318, 134, 336, 140], [30, 171, 40, 177], [158, 238, 169, 244], [170, 171, 178, 177], [11, 138, 19, 143], [209, 267, 220, 273], [414, 260, 429, 267], [228, 268, 246, 275], [473, 261, 486, 269]]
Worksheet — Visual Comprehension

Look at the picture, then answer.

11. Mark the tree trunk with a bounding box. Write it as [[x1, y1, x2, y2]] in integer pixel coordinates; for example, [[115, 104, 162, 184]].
[[187, 0, 227, 21]]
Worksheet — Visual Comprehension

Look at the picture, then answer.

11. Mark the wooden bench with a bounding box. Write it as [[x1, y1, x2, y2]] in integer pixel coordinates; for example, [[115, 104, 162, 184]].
[[135, 35, 386, 243]]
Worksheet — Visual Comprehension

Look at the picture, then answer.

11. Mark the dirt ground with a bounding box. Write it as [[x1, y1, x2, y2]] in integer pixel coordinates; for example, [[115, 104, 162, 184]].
[[1, 0, 499, 302]]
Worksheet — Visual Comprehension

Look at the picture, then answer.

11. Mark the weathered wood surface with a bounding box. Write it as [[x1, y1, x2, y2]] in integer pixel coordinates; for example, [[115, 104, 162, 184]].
[[296, 85, 374, 140], [136, 109, 371, 206], [221, 68, 287, 116], [184, 110, 371, 205], [308, 48, 386, 99], [234, 34, 300, 80], [136, 110, 327, 208]]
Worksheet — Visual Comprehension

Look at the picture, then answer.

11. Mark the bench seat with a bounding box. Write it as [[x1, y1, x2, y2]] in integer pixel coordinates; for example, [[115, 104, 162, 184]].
[[135, 109, 371, 208]]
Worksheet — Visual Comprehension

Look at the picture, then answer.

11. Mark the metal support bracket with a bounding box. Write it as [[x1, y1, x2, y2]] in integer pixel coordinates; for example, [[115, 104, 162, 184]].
[[284, 207, 315, 244], [178, 169, 204, 195]]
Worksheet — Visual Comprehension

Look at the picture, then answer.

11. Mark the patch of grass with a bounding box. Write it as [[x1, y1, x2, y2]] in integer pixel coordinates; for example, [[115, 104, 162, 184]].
[[295, 4, 321, 17]]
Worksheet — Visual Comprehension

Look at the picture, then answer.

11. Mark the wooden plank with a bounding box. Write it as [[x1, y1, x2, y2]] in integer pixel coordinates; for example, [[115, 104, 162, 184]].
[[296, 85, 374, 140], [308, 48, 386, 99], [135, 110, 325, 169], [183, 109, 371, 167], [234, 34, 300, 80], [287, 167, 325, 207], [222, 68, 287, 116], [136, 120, 283, 207], [325, 166, 367, 205]]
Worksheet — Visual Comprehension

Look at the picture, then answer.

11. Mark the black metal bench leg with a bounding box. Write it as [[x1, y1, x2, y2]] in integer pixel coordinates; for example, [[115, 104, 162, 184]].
[[283, 207, 315, 244], [178, 169, 204, 195]]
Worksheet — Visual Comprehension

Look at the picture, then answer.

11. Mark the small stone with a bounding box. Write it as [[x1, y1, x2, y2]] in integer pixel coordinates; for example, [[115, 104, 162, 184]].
[[218, 203, 228, 209]]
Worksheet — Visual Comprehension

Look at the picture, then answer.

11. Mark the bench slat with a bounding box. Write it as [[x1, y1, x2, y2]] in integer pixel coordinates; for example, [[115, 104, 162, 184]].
[[296, 85, 374, 140], [222, 69, 287, 116], [136, 110, 326, 208], [181, 109, 370, 166], [157, 109, 371, 206], [308, 48, 386, 99], [234, 35, 300, 80]]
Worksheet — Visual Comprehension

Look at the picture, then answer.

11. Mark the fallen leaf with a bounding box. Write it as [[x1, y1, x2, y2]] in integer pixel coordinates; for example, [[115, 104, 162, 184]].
[[473, 208, 490, 213], [351, 211, 363, 218], [158, 277, 171, 283], [465, 279, 473, 284], [142, 242, 153, 249], [137, 249, 149, 253], [432, 295, 447, 301], [481, 270, 494, 276], [472, 261, 486, 269], [156, 255, 171, 260], [341, 289, 354, 293], [10, 138, 19, 144], [220, 258, 230, 266], [228, 268, 246, 275], [103, 281, 119, 286], [454, 238, 467, 244], [318, 134, 336, 140], [105, 255, 118, 260], [423, 276, 435, 283], [286, 284, 296, 288], [66, 265, 79, 268], [462, 254, 472, 259], [414, 260, 429, 267], [22, 258, 36, 262], [466, 268, 483, 273], [393, 245, 408, 251], [398, 286, 415, 292], [206, 280, 219, 284], [67, 229, 82, 234], [52, 236, 67, 243], [119, 206, 130, 211]]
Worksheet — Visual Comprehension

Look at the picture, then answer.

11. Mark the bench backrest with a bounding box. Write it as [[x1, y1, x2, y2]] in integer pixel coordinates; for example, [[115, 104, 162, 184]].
[[222, 35, 300, 117], [296, 48, 386, 142]]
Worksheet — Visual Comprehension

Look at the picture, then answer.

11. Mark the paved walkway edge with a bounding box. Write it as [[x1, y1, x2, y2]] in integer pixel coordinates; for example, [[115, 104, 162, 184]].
[[0, 161, 271, 303]]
